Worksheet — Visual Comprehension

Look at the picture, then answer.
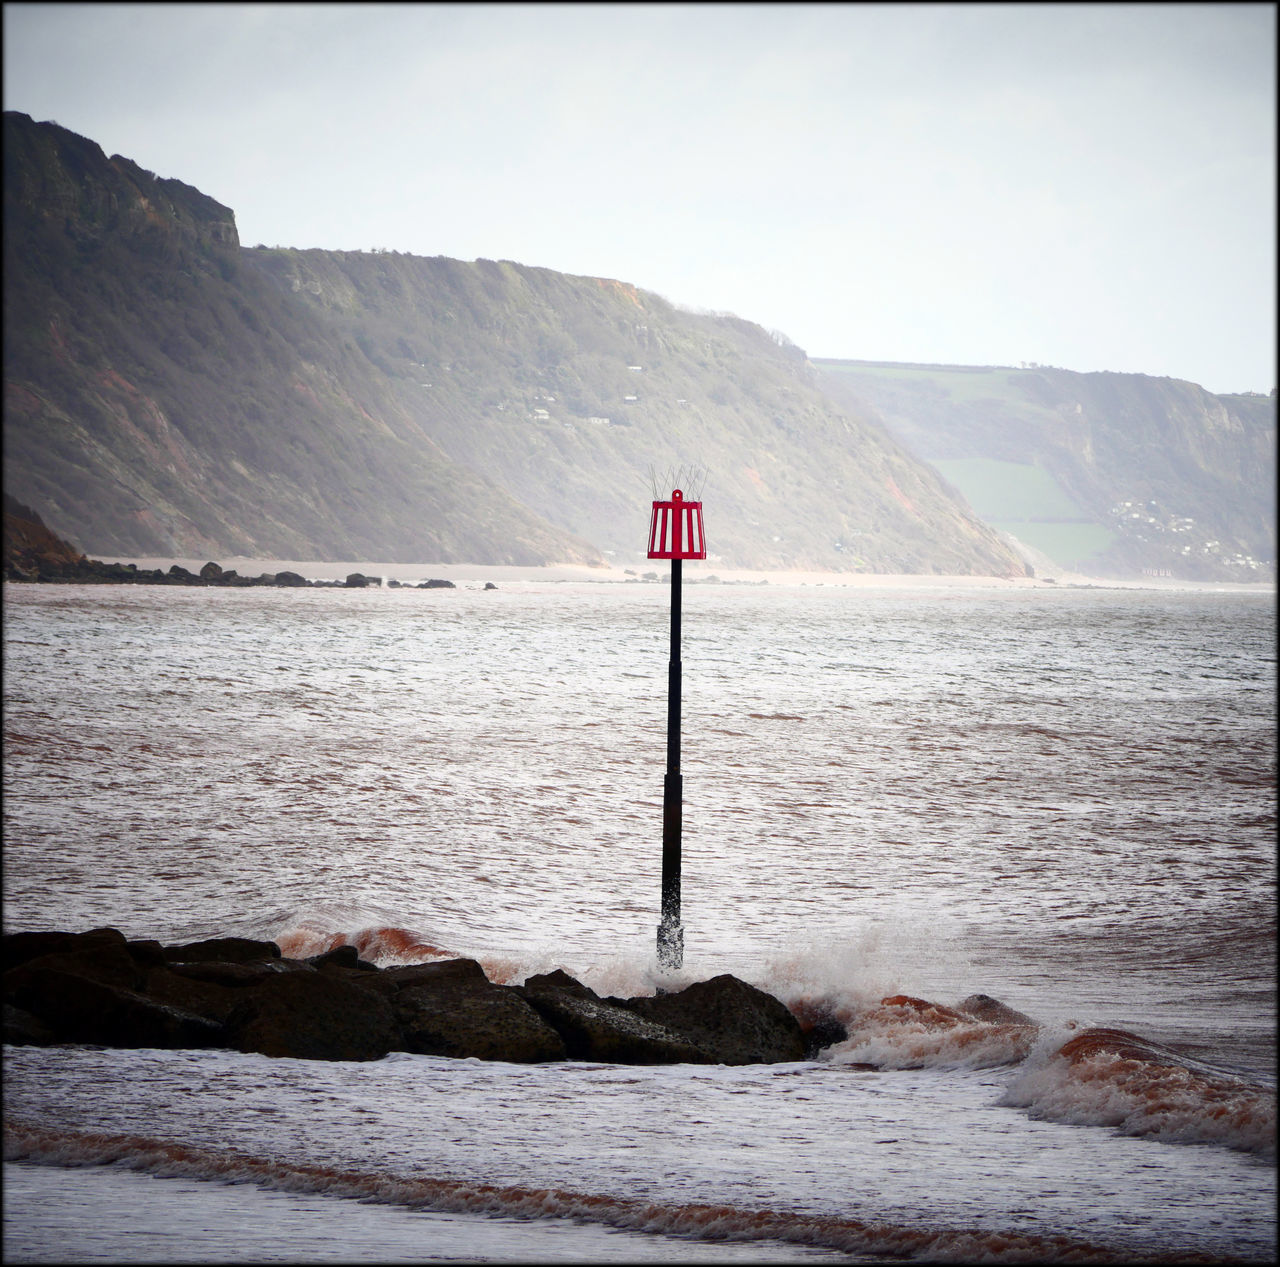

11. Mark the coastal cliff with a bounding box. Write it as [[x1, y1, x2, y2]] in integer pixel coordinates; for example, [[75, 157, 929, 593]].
[[816, 360, 1275, 581], [3, 112, 1024, 575]]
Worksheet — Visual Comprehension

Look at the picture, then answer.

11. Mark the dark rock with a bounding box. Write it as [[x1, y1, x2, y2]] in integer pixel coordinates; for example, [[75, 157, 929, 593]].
[[6, 966, 228, 1049], [957, 994, 1037, 1026], [383, 958, 490, 990], [224, 970, 399, 1061], [4, 932, 145, 996], [383, 958, 565, 1062], [3, 930, 77, 973], [483, 582, 497, 590], [126, 939, 168, 969], [4, 1002, 57, 1045], [168, 564, 197, 582], [345, 572, 372, 587], [801, 1013, 849, 1058], [199, 561, 223, 580], [520, 973, 713, 1064], [419, 578, 456, 589], [626, 975, 807, 1065], [164, 936, 282, 963], [396, 983, 567, 1063], [307, 944, 378, 972], [164, 958, 312, 987], [274, 570, 307, 587], [522, 968, 599, 1000], [142, 965, 242, 1023]]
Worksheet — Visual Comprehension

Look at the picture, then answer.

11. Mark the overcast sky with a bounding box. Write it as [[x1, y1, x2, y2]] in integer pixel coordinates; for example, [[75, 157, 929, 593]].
[[4, 2, 1275, 393]]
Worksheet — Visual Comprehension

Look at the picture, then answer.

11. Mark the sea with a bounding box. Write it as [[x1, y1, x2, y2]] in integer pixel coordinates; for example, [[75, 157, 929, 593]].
[[2, 570, 1275, 1264]]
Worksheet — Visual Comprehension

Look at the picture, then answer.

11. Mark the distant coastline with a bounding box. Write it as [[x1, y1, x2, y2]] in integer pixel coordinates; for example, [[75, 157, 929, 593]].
[[96, 557, 1275, 595]]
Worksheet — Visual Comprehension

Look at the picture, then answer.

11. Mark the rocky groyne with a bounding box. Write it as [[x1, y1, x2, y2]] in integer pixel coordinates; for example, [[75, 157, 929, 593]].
[[2, 928, 820, 1065], [2, 495, 461, 588]]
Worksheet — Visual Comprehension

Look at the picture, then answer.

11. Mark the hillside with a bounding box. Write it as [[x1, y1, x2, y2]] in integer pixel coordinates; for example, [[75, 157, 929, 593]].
[[2, 112, 1025, 576], [814, 360, 1275, 582]]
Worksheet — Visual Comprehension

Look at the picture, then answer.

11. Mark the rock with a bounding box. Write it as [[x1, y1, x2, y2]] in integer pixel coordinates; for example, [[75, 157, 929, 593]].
[[306, 944, 379, 972], [2, 928, 817, 1067], [384, 958, 566, 1062], [3, 930, 77, 973], [224, 971, 400, 1061], [520, 972, 713, 1064], [522, 968, 595, 999], [167, 564, 197, 582], [345, 572, 372, 587], [802, 1014, 850, 1059], [396, 985, 567, 1064], [6, 965, 228, 1049], [164, 959, 312, 987], [957, 994, 1037, 1026], [384, 958, 490, 990], [125, 939, 168, 969], [199, 561, 223, 580], [4, 930, 145, 995], [3, 1003, 57, 1045], [163, 936, 282, 963], [274, 570, 307, 587], [483, 582, 498, 590], [141, 965, 243, 1023], [625, 974, 807, 1065], [419, 578, 456, 589]]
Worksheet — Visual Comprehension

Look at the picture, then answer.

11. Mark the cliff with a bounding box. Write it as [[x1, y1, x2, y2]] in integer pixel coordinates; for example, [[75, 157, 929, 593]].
[[2, 112, 1025, 575], [815, 360, 1275, 582]]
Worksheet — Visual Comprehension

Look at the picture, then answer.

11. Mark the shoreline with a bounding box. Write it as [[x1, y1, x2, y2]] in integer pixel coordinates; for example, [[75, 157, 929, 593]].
[[101, 556, 1275, 594]]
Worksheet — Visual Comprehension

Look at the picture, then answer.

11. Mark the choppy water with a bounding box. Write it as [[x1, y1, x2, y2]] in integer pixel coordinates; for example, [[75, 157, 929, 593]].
[[3, 576, 1276, 1262]]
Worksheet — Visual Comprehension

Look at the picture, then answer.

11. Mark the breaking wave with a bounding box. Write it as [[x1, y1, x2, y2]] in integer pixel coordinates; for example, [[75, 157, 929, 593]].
[[1001, 1026, 1276, 1159], [1, 1119, 1237, 1264]]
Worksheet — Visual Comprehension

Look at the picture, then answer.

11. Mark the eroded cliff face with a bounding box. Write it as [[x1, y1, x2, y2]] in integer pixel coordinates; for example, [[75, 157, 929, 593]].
[[816, 360, 1275, 581], [3, 111, 1022, 574]]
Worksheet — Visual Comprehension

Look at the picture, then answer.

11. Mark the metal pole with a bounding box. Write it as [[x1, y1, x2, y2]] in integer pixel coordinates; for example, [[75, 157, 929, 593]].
[[658, 557, 684, 968]]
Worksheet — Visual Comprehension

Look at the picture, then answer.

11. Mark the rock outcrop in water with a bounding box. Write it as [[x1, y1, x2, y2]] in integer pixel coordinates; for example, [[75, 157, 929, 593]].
[[2, 928, 809, 1065]]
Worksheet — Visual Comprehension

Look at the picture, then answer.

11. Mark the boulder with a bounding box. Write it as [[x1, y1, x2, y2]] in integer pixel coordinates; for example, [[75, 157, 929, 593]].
[[345, 572, 372, 587], [396, 985, 567, 1063], [383, 958, 565, 1062], [306, 944, 379, 972], [520, 972, 713, 1064], [3, 1003, 57, 1045], [142, 965, 243, 1023], [224, 970, 400, 1061], [4, 930, 145, 996], [125, 939, 168, 969], [957, 994, 1037, 1026], [199, 561, 223, 581], [3, 930, 77, 973], [274, 570, 307, 587], [625, 974, 807, 1065], [383, 957, 490, 990], [163, 936, 282, 963], [5, 965, 228, 1049]]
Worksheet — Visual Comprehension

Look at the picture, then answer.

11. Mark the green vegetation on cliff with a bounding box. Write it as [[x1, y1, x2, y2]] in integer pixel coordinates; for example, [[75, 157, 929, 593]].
[[815, 360, 1275, 581]]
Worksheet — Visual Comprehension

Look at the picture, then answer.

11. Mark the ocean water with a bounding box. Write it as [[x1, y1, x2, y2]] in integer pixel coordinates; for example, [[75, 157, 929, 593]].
[[3, 575, 1275, 1263]]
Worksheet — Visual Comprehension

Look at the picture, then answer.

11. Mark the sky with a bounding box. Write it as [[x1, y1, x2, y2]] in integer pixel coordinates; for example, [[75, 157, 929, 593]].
[[4, 2, 1276, 395]]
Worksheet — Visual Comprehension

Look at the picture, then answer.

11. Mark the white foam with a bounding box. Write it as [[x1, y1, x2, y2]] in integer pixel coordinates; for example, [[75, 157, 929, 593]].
[[1001, 1026, 1277, 1158]]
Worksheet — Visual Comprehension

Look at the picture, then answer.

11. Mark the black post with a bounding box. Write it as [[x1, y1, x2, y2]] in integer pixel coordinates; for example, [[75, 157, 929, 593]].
[[658, 557, 684, 968]]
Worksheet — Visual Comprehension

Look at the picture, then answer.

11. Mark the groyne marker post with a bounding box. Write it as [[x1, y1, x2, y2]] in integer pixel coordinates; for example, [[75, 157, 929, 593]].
[[647, 487, 706, 969]]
